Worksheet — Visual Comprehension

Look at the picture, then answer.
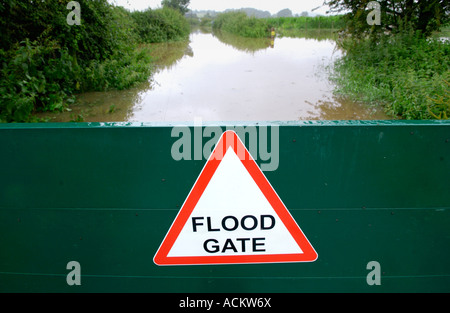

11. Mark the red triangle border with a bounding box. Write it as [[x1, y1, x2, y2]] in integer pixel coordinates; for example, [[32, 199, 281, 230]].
[[154, 130, 318, 265]]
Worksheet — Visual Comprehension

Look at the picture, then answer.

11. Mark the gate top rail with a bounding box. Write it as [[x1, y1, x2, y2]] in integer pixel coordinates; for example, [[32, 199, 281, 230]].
[[1, 120, 450, 129]]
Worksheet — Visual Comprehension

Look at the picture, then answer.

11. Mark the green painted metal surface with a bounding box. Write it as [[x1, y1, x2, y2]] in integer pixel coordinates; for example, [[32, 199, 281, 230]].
[[0, 121, 449, 292]]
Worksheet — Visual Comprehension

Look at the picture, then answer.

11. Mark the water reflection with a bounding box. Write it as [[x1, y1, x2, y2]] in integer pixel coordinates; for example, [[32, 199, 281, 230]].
[[213, 30, 273, 53], [277, 28, 339, 41], [36, 28, 389, 122], [305, 96, 389, 120]]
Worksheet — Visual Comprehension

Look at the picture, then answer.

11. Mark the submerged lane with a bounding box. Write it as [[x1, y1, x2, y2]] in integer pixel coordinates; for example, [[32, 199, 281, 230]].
[[37, 29, 389, 122]]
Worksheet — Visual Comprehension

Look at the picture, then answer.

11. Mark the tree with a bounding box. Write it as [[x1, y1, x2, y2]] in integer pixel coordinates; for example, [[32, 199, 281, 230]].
[[161, 0, 190, 15], [325, 0, 450, 37], [276, 8, 293, 18]]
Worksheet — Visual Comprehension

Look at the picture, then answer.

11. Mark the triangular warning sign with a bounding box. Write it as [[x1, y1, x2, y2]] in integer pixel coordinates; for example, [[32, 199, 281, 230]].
[[154, 130, 317, 265]]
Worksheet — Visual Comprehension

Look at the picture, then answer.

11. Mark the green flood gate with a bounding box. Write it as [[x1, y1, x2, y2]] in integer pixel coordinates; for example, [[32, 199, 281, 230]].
[[0, 121, 449, 292]]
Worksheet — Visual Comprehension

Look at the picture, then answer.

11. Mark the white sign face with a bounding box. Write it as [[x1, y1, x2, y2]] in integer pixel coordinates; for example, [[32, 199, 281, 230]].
[[168, 147, 302, 257], [154, 130, 317, 265]]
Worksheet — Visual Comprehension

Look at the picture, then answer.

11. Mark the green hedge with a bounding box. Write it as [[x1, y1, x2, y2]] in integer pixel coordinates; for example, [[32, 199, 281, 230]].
[[332, 31, 450, 119], [213, 11, 270, 38], [131, 7, 190, 43]]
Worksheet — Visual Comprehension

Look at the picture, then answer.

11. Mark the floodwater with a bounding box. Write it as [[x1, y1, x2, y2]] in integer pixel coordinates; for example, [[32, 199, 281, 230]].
[[37, 28, 389, 122]]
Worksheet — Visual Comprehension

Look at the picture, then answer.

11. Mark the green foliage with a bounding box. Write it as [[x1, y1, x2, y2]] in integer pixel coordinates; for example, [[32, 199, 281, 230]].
[[427, 80, 450, 120], [0, 0, 129, 62], [331, 31, 450, 119], [131, 7, 191, 43], [327, 0, 450, 120], [212, 13, 345, 38], [0, 1, 153, 123], [213, 11, 270, 38], [268, 15, 345, 30], [0, 39, 78, 122], [200, 16, 213, 28], [213, 31, 272, 53]]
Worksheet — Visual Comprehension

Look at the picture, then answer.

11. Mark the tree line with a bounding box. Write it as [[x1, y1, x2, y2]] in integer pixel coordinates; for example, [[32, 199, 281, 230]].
[[326, 0, 449, 38]]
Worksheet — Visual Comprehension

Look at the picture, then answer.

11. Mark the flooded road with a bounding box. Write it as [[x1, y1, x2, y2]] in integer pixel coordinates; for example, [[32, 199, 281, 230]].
[[37, 29, 389, 122]]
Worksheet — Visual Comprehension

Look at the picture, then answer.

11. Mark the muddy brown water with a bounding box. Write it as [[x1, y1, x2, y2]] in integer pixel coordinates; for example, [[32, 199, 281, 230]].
[[36, 29, 390, 122]]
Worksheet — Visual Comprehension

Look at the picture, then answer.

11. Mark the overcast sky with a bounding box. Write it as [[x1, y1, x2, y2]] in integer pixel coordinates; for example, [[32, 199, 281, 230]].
[[109, 0, 331, 15]]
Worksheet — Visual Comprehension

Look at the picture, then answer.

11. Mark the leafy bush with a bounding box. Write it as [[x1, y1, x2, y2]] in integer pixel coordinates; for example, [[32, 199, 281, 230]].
[[331, 31, 450, 119], [81, 47, 152, 91], [131, 7, 190, 43], [268, 15, 345, 30], [200, 17, 213, 27], [0, 1, 153, 122]]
